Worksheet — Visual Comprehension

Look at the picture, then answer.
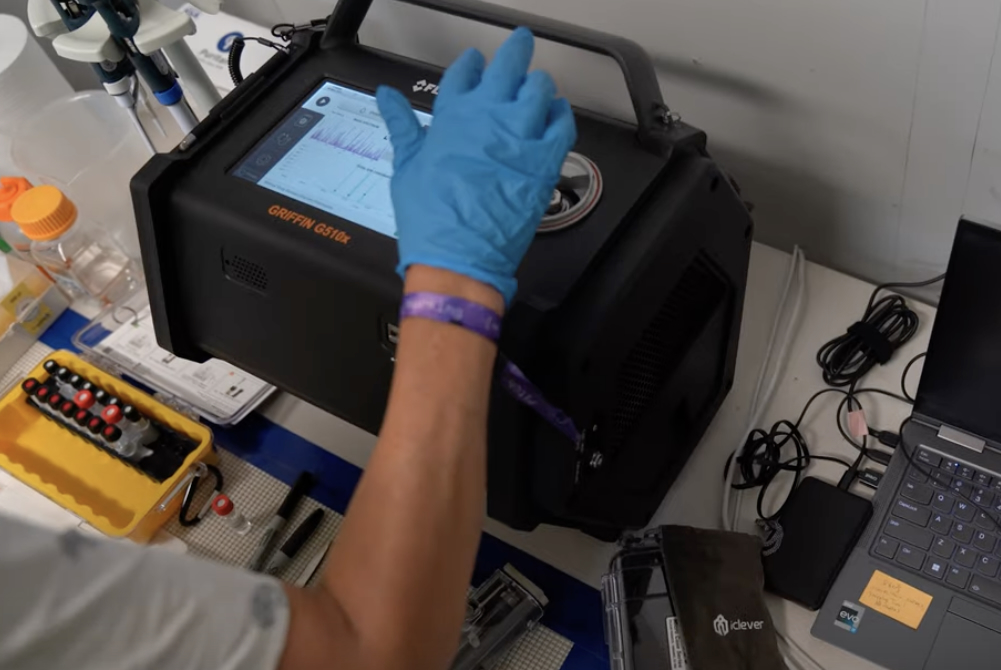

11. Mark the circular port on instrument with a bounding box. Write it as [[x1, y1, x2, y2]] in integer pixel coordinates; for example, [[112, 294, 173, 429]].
[[537, 152, 602, 234]]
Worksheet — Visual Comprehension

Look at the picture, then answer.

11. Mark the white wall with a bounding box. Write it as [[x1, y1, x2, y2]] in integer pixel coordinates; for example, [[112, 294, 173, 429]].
[[965, 13, 1001, 231], [33, 0, 1001, 286]]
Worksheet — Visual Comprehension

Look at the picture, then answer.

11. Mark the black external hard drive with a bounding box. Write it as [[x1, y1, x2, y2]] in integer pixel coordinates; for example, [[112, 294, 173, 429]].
[[763, 477, 873, 610]]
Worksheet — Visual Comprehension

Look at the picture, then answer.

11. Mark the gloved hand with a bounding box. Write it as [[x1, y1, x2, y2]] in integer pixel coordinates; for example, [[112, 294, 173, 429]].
[[376, 27, 577, 305]]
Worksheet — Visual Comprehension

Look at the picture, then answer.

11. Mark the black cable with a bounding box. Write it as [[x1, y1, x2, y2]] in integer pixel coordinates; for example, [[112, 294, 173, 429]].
[[901, 352, 927, 403], [729, 419, 854, 521], [816, 274, 944, 387], [727, 273, 942, 523], [227, 37, 246, 86], [725, 389, 858, 520], [724, 385, 912, 519], [271, 19, 328, 42], [227, 36, 285, 86], [834, 385, 904, 458]]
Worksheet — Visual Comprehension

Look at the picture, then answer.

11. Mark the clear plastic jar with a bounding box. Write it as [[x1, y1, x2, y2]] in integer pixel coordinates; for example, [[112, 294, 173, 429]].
[[0, 177, 35, 262], [10, 185, 140, 304]]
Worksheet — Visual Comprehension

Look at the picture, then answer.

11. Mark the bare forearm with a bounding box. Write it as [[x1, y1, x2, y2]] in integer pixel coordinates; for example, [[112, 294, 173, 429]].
[[281, 267, 501, 670], [276, 25, 572, 669]]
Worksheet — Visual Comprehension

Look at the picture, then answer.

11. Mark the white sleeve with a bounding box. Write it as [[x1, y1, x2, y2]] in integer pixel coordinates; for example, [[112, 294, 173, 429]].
[[0, 513, 290, 670]]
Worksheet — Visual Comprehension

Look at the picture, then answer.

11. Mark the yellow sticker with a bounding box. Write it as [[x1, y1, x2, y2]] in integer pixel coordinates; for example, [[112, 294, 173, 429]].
[[18, 302, 53, 336], [0, 282, 38, 317], [859, 570, 933, 629]]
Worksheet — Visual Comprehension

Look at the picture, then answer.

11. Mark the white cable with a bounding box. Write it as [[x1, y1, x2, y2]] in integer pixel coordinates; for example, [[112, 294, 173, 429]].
[[770, 253, 830, 670], [738, 248, 806, 532], [715, 246, 826, 669], [748, 248, 803, 416], [733, 250, 805, 531], [721, 246, 807, 530], [720, 251, 796, 529], [778, 629, 826, 670]]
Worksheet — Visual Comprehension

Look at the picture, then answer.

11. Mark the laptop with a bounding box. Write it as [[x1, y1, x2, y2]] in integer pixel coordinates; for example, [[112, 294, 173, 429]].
[[813, 219, 1001, 668]]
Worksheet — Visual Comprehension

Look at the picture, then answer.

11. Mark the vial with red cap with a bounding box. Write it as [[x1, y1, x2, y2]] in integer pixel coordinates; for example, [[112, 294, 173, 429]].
[[74, 389, 96, 411], [101, 404, 157, 459], [73, 408, 90, 427], [32, 384, 51, 411], [212, 495, 252, 535]]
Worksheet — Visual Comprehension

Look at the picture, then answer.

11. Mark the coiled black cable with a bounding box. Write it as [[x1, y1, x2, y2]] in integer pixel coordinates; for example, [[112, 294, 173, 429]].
[[227, 37, 247, 86], [724, 386, 909, 521], [725, 388, 856, 521], [816, 274, 944, 387], [730, 419, 853, 521], [227, 36, 286, 87]]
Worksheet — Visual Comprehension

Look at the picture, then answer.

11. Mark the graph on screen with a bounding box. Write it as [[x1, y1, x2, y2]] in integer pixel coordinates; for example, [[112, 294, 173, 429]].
[[257, 115, 398, 236], [234, 80, 433, 239], [308, 123, 392, 162]]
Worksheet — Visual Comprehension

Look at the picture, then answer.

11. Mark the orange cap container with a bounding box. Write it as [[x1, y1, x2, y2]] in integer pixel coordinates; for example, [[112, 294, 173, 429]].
[[11, 185, 78, 241], [0, 177, 32, 222]]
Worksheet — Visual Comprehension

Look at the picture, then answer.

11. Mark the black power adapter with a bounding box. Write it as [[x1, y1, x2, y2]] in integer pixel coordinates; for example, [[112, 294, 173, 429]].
[[762, 477, 873, 610]]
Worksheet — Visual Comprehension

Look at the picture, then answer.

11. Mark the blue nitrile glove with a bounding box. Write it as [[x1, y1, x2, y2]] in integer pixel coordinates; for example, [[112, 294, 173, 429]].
[[376, 27, 577, 305]]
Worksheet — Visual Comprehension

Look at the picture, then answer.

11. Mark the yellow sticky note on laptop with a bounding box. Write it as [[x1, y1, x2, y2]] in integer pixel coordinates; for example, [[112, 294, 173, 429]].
[[859, 570, 933, 629]]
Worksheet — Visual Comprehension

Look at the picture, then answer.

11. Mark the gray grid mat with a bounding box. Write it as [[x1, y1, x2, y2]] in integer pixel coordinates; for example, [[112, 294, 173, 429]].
[[168, 450, 573, 670], [5, 340, 574, 670], [165, 449, 342, 580], [0, 340, 52, 395]]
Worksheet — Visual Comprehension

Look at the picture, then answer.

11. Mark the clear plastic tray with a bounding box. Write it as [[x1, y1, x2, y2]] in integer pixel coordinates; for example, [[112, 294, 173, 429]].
[[72, 286, 275, 426], [0, 257, 69, 391]]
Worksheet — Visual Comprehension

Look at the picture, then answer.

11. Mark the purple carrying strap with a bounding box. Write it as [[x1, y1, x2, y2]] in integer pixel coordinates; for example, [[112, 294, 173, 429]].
[[400, 292, 581, 444]]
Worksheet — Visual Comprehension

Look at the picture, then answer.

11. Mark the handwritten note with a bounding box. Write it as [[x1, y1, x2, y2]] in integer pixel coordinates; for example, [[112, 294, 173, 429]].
[[859, 570, 933, 629]]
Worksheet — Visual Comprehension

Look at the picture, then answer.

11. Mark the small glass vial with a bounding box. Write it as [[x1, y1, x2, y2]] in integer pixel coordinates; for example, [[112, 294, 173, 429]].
[[212, 495, 252, 535], [10, 185, 140, 304], [52, 366, 76, 398], [121, 405, 160, 447]]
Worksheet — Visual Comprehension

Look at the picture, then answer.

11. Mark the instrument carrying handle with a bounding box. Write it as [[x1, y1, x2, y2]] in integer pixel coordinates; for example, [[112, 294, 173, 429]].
[[322, 0, 670, 146]]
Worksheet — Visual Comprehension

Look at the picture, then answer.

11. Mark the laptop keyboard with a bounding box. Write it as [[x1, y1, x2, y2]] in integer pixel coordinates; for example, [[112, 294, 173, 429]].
[[871, 449, 1001, 608]]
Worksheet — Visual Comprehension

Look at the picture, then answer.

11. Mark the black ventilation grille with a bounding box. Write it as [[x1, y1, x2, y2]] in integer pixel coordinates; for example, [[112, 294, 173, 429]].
[[222, 251, 269, 293], [605, 255, 727, 454]]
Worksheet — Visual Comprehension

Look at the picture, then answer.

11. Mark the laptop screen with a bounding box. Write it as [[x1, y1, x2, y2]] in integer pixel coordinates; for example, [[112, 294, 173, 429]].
[[915, 220, 1001, 443]]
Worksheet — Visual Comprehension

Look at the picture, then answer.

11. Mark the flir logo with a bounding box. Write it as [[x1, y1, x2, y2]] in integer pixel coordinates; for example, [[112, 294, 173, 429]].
[[713, 614, 763, 636], [412, 79, 440, 95], [835, 601, 865, 634]]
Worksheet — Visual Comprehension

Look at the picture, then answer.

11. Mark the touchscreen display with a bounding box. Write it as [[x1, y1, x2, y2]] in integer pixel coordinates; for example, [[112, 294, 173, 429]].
[[232, 81, 432, 239]]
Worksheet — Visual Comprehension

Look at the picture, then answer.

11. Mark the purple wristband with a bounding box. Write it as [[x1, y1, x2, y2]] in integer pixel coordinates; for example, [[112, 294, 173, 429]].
[[400, 292, 502, 342], [498, 356, 581, 444], [399, 293, 581, 445]]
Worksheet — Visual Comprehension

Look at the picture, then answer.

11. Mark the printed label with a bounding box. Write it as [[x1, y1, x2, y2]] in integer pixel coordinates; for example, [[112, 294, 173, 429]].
[[0, 282, 38, 317], [1, 281, 53, 335], [18, 303, 53, 336], [834, 601, 866, 633], [665, 617, 691, 670], [266, 205, 351, 245]]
